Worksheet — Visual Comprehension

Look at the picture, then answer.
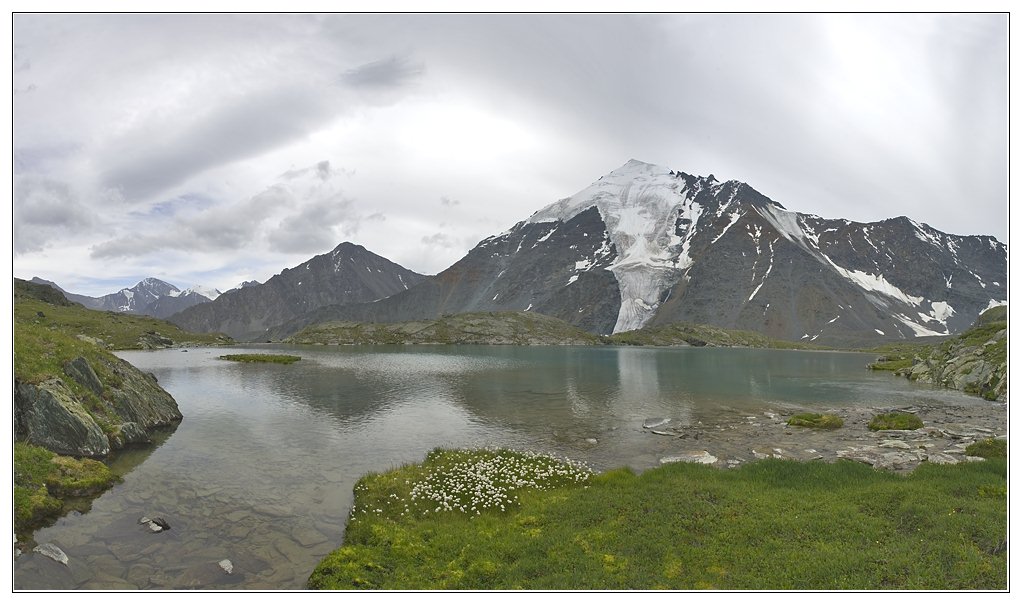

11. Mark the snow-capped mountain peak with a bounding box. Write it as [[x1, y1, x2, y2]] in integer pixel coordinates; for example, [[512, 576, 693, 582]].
[[181, 285, 222, 301]]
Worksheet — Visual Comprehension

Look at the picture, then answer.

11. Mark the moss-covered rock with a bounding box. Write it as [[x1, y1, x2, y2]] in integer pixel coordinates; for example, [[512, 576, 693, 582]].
[[14, 379, 112, 457], [786, 413, 843, 429], [867, 412, 924, 431]]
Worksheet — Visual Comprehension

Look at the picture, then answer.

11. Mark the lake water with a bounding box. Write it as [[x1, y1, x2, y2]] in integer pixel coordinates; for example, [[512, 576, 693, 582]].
[[13, 345, 987, 589]]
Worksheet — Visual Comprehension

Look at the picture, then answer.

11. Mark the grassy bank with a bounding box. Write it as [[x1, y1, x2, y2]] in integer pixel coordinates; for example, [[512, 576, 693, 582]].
[[309, 449, 1006, 590], [14, 443, 119, 533]]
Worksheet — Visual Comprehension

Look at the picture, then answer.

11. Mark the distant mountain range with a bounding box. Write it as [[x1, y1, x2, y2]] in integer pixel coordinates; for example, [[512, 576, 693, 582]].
[[31, 159, 1007, 346], [263, 160, 1006, 345], [28, 276, 227, 319]]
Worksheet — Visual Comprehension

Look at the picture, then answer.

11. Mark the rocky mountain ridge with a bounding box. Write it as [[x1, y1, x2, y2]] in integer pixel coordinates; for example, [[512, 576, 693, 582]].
[[169, 242, 427, 341], [265, 160, 1006, 345]]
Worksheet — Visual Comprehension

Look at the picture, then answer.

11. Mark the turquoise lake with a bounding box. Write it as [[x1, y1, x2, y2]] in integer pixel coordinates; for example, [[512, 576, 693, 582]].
[[12, 345, 986, 589]]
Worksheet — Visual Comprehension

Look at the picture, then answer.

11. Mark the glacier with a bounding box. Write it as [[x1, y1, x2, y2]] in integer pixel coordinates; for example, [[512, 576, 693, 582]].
[[527, 159, 711, 332]]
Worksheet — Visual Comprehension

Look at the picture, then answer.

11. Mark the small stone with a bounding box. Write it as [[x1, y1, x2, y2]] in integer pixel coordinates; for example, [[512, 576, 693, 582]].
[[585, 438, 598, 444], [218, 559, 233, 575], [660, 450, 718, 465], [33, 543, 69, 566], [139, 516, 170, 533], [880, 440, 912, 450], [643, 418, 671, 429]]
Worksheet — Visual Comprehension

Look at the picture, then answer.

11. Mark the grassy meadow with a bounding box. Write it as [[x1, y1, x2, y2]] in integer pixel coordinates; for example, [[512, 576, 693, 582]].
[[309, 448, 1007, 590]]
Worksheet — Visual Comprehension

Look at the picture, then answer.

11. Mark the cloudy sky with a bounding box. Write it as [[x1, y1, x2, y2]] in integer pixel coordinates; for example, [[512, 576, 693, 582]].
[[11, 12, 1008, 297]]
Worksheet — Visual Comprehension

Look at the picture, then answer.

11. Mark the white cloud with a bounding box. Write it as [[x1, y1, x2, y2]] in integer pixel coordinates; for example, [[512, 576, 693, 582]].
[[11, 13, 1007, 295]]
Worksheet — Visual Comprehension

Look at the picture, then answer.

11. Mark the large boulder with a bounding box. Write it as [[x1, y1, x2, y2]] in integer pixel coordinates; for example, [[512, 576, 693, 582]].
[[14, 379, 111, 457]]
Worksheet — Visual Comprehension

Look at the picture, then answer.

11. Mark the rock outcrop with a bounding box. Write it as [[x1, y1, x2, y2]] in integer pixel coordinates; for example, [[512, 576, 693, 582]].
[[898, 326, 1007, 401], [15, 354, 181, 457], [872, 306, 1008, 402]]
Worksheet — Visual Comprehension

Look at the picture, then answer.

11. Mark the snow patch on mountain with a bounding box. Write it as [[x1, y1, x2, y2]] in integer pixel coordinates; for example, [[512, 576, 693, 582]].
[[895, 313, 946, 337], [983, 299, 1007, 313], [929, 301, 955, 323], [822, 255, 924, 307], [712, 209, 744, 244], [182, 285, 221, 300]]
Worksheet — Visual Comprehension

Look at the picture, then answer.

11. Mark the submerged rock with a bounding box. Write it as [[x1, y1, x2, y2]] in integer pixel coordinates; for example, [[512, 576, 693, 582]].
[[139, 516, 171, 533]]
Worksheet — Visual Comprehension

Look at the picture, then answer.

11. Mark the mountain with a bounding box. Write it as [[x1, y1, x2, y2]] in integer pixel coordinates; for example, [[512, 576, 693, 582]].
[[29, 276, 216, 319], [223, 280, 260, 294], [144, 288, 219, 318], [267, 160, 1006, 345], [169, 242, 427, 341]]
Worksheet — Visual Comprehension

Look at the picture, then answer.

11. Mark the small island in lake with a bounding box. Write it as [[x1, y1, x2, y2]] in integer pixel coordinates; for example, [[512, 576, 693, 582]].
[[218, 354, 302, 364]]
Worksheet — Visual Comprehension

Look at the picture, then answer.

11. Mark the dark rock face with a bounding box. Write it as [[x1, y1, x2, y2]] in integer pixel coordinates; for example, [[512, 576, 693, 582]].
[[14, 355, 181, 458], [63, 356, 103, 396], [266, 161, 1005, 345], [101, 354, 182, 429], [170, 242, 426, 341], [15, 379, 112, 457], [143, 291, 214, 318]]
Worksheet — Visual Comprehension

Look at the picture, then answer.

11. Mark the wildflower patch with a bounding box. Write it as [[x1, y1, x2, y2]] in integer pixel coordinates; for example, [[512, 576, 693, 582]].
[[349, 447, 593, 523]]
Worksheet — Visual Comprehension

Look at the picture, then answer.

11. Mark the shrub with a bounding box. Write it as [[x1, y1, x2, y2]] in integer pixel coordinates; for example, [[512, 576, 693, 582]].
[[965, 438, 1007, 459], [787, 413, 844, 429], [868, 412, 923, 431]]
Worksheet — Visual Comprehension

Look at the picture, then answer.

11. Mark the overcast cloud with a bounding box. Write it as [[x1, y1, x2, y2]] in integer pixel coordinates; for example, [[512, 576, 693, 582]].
[[11, 13, 1008, 297]]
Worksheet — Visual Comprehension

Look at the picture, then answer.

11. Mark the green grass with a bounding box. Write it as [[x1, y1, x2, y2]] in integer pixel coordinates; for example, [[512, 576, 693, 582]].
[[786, 413, 844, 429], [309, 449, 1006, 590], [965, 439, 1007, 460], [868, 413, 924, 431], [218, 353, 302, 364], [14, 442, 119, 532]]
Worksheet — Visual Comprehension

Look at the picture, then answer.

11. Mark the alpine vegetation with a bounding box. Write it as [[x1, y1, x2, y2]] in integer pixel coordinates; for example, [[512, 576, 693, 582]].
[[348, 448, 593, 521]]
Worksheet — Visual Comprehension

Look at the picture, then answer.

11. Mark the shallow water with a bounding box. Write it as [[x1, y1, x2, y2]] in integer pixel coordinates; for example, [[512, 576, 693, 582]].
[[13, 345, 991, 589]]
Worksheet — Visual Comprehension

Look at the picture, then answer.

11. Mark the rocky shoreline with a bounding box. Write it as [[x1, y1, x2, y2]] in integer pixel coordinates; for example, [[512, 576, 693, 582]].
[[645, 399, 1007, 472]]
